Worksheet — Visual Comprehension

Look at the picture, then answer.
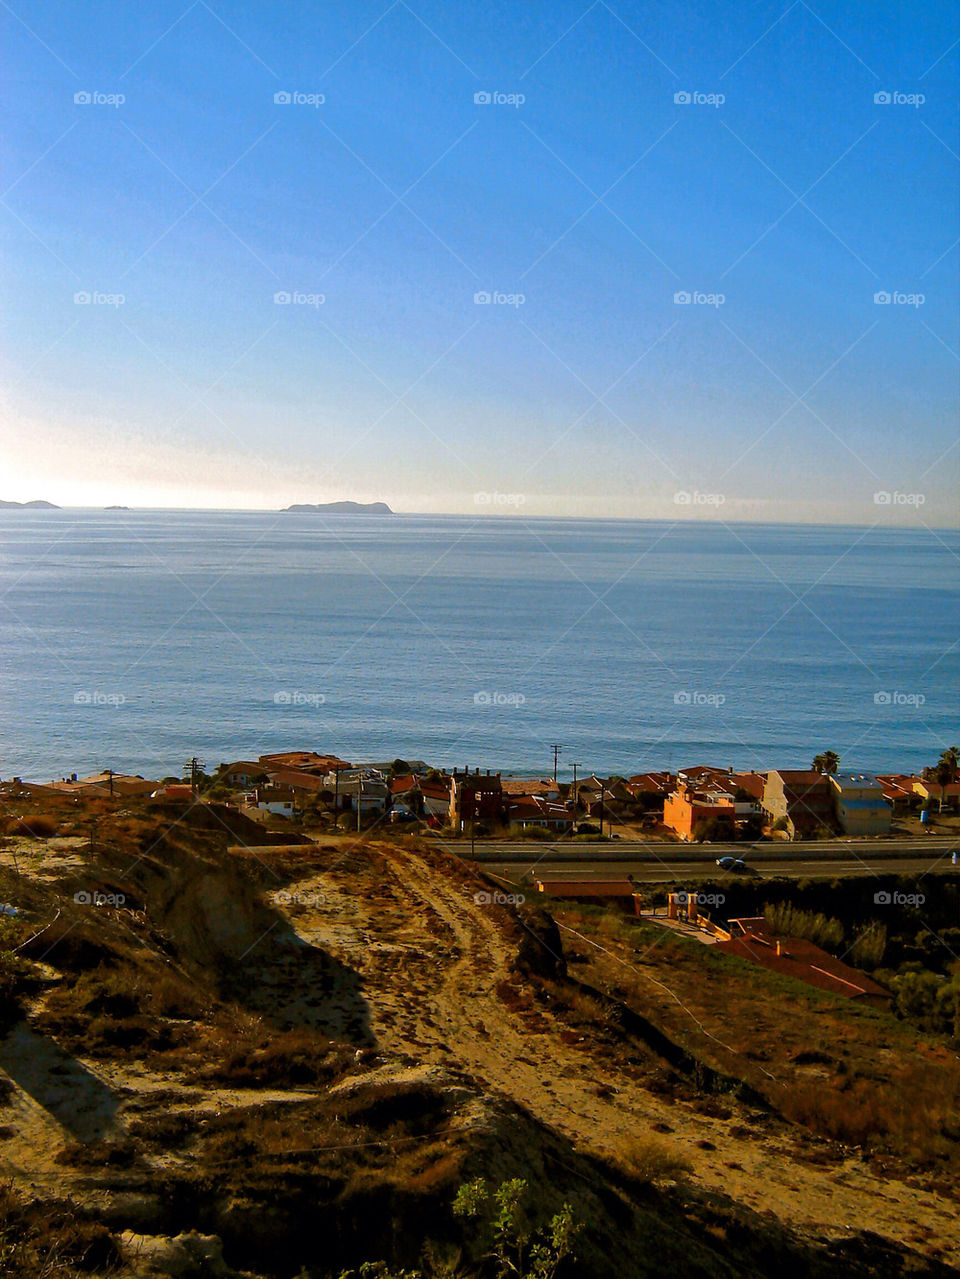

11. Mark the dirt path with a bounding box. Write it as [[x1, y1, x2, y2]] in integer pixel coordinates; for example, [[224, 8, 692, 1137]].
[[285, 846, 960, 1267]]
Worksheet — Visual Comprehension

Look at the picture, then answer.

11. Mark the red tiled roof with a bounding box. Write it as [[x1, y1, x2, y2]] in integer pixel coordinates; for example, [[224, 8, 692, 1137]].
[[266, 769, 327, 792], [152, 784, 194, 801], [501, 778, 558, 796], [730, 772, 765, 800], [717, 924, 889, 1002], [627, 772, 674, 793]]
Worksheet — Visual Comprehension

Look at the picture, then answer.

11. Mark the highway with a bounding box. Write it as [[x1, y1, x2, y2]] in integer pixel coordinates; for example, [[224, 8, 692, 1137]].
[[436, 836, 960, 883]]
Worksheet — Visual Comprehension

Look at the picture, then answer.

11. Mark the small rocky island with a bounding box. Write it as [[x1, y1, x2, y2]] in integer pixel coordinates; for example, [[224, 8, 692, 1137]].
[[0, 499, 60, 509], [282, 501, 394, 514]]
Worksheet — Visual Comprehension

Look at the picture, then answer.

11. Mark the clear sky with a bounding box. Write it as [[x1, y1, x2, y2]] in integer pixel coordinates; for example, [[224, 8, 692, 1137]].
[[2, 1, 957, 524]]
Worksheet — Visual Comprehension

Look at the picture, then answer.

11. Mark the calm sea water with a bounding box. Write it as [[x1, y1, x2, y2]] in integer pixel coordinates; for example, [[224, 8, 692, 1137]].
[[0, 511, 956, 782]]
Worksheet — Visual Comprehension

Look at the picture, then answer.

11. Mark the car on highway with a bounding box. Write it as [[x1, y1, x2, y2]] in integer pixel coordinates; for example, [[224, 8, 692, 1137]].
[[715, 855, 746, 871]]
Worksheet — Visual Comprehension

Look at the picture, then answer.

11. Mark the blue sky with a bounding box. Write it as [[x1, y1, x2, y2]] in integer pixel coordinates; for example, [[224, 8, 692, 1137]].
[[2, 0, 958, 523]]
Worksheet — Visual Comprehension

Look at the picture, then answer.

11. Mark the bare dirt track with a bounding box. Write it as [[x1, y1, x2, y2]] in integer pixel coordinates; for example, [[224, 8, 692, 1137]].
[[284, 841, 960, 1269], [0, 821, 958, 1277]]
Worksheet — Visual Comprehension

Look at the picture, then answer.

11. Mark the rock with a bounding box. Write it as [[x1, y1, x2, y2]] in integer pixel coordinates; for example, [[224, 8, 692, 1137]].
[[513, 908, 567, 980], [120, 1230, 231, 1277]]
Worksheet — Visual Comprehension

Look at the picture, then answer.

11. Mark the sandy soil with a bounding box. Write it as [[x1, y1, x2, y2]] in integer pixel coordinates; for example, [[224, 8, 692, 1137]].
[[283, 843, 960, 1266]]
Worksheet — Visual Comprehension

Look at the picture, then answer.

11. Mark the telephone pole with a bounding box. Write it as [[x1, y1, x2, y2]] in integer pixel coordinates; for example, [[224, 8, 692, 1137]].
[[185, 757, 205, 797], [549, 744, 565, 783]]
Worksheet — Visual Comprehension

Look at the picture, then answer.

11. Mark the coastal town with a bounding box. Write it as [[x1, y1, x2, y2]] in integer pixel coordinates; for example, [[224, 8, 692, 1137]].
[[6, 746, 958, 842]]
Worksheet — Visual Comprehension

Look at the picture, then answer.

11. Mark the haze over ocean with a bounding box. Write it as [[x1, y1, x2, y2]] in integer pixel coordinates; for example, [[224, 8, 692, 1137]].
[[1, 509, 955, 781]]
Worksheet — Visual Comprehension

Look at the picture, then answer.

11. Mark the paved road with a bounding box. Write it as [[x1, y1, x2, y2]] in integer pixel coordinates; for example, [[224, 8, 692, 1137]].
[[435, 836, 960, 882], [447, 835, 959, 863], [481, 855, 957, 884]]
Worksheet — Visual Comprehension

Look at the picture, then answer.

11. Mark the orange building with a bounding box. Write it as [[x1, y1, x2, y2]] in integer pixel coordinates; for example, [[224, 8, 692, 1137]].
[[663, 780, 736, 841]]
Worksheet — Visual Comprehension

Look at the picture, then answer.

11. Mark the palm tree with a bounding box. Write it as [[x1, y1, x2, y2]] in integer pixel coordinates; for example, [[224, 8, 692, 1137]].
[[924, 747, 959, 812], [812, 751, 840, 775]]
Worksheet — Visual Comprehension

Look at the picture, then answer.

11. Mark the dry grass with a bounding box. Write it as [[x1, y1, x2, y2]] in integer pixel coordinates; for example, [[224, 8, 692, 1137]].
[[187, 1016, 349, 1087], [552, 906, 960, 1175], [612, 1133, 693, 1185], [0, 1180, 120, 1277]]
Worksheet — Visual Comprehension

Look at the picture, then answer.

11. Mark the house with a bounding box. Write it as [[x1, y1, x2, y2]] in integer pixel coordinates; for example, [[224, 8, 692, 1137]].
[[501, 778, 561, 800], [676, 764, 737, 787], [717, 919, 890, 1008], [829, 773, 891, 835], [150, 783, 196, 802], [911, 775, 960, 811], [264, 768, 329, 798], [449, 769, 504, 830], [626, 772, 674, 799], [0, 779, 63, 800], [217, 761, 267, 788], [730, 771, 766, 804], [250, 784, 296, 818], [762, 770, 837, 838], [663, 779, 736, 841], [505, 795, 572, 831], [876, 774, 919, 812], [330, 775, 388, 817], [258, 751, 351, 775], [390, 774, 450, 820], [52, 772, 158, 798]]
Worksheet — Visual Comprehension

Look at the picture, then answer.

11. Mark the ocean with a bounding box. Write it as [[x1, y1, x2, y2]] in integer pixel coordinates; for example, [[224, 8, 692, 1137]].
[[0, 510, 956, 783]]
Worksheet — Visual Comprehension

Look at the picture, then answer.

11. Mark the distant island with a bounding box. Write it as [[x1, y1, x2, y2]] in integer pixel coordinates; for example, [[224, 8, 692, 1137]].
[[0, 499, 60, 509], [105, 505, 130, 510], [282, 501, 394, 515]]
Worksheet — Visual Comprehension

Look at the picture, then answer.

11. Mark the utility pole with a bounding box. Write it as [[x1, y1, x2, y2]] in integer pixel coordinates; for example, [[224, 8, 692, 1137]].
[[549, 744, 565, 783], [185, 757, 204, 797], [599, 779, 604, 838], [105, 768, 115, 799], [333, 764, 341, 812], [572, 763, 581, 825], [356, 775, 363, 833]]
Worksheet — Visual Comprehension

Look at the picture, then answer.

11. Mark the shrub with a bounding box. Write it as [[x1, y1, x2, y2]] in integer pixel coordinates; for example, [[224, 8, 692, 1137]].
[[7, 816, 56, 839], [614, 1134, 692, 1185], [763, 903, 844, 952]]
